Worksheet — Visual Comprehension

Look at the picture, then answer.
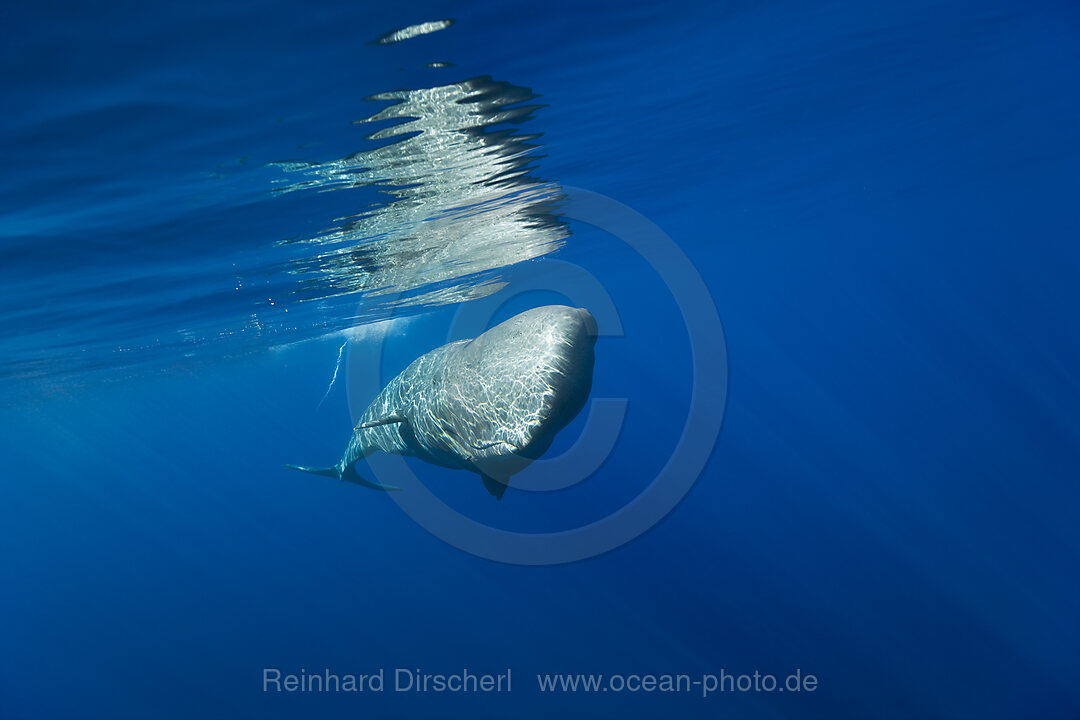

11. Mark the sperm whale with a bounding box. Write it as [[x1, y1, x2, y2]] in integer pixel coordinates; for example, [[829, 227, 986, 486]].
[[286, 305, 598, 499]]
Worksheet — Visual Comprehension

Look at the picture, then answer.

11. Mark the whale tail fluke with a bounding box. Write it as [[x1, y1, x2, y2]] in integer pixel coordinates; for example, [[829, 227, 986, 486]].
[[283, 462, 401, 492], [284, 463, 339, 478]]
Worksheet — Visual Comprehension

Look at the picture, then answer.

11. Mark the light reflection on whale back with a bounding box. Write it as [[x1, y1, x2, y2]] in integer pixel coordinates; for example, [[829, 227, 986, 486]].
[[273, 76, 569, 310]]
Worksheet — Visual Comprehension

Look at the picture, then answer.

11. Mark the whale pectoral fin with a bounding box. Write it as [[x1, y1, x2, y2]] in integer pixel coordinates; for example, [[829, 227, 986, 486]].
[[481, 474, 509, 500], [472, 439, 518, 452], [355, 414, 407, 430]]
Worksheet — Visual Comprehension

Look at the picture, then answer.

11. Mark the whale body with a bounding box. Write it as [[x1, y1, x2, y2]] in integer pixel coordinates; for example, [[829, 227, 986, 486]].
[[287, 305, 598, 498]]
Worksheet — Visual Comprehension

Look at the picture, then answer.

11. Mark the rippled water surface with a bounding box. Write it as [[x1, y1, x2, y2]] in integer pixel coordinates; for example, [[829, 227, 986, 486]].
[[1, 12, 578, 380]]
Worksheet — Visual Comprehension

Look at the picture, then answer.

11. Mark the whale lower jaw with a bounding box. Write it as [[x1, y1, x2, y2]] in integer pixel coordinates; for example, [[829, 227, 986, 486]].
[[470, 451, 533, 483]]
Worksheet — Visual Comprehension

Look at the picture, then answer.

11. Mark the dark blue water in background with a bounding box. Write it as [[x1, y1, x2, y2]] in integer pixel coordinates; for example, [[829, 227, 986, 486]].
[[2, 0, 1079, 717]]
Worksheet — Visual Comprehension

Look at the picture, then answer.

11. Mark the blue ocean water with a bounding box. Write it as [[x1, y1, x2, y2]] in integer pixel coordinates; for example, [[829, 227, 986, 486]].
[[2, 0, 1079, 717]]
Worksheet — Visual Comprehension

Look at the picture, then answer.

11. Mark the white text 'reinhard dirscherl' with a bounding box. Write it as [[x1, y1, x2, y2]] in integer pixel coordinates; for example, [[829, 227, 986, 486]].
[[262, 667, 512, 693]]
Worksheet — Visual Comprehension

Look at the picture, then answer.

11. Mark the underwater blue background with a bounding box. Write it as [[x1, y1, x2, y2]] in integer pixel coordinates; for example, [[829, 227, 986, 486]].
[[2, 0, 1079, 717]]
